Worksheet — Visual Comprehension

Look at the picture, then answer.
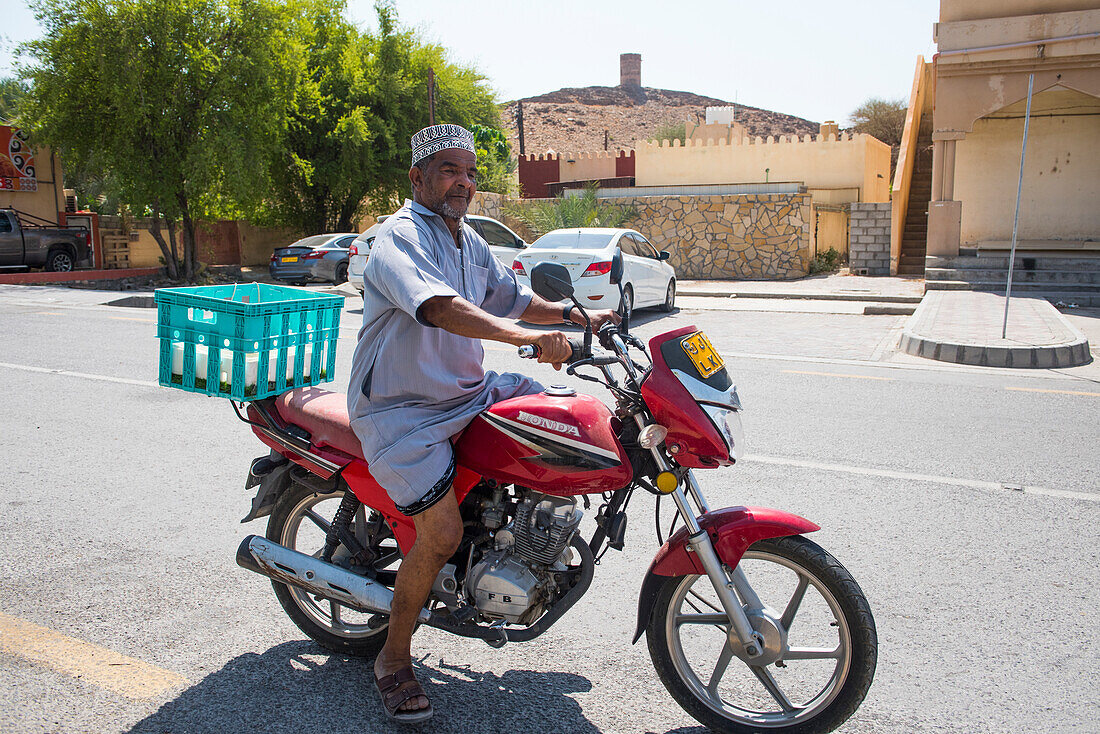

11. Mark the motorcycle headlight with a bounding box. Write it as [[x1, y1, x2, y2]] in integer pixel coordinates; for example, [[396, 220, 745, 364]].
[[701, 403, 745, 461]]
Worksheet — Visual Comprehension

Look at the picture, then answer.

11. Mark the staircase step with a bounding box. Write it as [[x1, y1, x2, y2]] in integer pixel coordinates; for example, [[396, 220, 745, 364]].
[[925, 280, 972, 290], [924, 268, 1100, 284], [925, 254, 1100, 270]]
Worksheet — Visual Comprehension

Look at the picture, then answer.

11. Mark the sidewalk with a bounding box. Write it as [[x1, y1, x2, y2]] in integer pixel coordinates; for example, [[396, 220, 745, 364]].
[[679, 272, 1093, 369]]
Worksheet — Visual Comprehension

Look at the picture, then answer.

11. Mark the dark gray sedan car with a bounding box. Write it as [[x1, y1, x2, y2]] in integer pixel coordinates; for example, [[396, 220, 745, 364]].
[[269, 233, 358, 285]]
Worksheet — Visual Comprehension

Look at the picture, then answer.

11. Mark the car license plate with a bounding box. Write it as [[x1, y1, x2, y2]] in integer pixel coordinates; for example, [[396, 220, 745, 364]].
[[281, 256, 298, 263], [681, 331, 724, 378]]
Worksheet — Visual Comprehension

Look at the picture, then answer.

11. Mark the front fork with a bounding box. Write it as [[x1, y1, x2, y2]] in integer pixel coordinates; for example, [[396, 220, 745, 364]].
[[638, 415, 769, 659]]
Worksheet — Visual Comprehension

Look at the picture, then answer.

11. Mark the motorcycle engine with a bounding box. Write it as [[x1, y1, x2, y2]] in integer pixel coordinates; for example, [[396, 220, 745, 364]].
[[466, 491, 583, 624]]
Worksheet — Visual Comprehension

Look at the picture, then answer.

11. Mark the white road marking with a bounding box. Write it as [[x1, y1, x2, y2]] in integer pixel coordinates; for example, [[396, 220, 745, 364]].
[[0, 361, 159, 388], [0, 611, 188, 700], [742, 454, 1099, 503]]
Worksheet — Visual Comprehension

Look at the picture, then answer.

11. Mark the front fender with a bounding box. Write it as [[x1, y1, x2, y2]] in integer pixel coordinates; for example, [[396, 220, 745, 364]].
[[632, 506, 819, 644]]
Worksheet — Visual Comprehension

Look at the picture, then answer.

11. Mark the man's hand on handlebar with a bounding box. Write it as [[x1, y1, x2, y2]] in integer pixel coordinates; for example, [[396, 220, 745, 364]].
[[533, 331, 573, 370], [578, 309, 621, 332]]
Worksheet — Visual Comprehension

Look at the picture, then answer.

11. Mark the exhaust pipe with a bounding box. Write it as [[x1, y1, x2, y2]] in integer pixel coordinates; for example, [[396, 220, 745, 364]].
[[236, 535, 429, 622]]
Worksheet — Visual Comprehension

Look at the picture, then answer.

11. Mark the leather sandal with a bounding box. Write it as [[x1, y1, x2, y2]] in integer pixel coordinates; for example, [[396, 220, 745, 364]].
[[374, 666, 434, 724]]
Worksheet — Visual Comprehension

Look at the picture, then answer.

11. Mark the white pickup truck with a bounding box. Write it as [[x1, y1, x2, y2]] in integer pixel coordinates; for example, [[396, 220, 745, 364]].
[[0, 208, 92, 271]]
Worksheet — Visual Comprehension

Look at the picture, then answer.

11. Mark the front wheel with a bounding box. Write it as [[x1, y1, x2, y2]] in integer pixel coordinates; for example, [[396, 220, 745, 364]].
[[646, 536, 877, 733], [265, 480, 399, 657]]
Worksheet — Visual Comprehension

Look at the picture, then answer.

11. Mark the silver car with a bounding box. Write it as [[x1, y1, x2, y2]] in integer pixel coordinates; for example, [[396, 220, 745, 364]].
[[348, 215, 527, 294], [269, 233, 358, 285]]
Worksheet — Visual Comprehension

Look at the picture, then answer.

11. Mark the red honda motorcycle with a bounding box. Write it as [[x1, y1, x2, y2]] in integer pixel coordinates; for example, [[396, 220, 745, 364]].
[[234, 257, 877, 733]]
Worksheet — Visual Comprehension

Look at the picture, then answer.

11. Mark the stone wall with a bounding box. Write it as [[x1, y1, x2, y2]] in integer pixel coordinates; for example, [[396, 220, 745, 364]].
[[849, 202, 892, 275], [620, 193, 812, 279]]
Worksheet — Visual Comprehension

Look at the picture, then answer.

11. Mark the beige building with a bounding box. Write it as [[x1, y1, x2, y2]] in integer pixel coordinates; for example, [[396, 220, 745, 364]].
[[927, 0, 1100, 256]]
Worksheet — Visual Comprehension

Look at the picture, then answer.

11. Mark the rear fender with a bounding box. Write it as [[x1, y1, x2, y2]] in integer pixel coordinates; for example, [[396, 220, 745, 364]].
[[632, 506, 819, 644]]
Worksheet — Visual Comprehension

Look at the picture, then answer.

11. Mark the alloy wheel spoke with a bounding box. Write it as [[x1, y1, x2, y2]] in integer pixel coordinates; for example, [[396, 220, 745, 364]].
[[305, 509, 331, 533], [330, 601, 343, 626], [750, 665, 799, 713], [707, 641, 736, 697], [780, 574, 809, 631], [783, 646, 843, 661]]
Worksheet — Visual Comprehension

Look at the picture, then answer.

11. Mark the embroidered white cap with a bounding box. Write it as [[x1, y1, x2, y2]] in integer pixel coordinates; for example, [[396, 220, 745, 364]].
[[411, 124, 476, 166]]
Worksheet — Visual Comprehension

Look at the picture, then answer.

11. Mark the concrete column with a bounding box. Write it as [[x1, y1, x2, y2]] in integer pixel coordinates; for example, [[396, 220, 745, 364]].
[[942, 139, 957, 201], [931, 139, 945, 202]]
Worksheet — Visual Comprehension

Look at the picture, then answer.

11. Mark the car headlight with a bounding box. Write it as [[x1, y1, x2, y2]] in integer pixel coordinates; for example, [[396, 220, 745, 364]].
[[701, 403, 745, 461]]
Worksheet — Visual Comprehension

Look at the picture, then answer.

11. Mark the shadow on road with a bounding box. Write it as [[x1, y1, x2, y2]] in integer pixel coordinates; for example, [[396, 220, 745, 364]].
[[128, 640, 598, 734]]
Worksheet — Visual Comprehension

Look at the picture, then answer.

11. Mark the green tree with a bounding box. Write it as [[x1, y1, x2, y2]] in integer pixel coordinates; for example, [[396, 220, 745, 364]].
[[20, 0, 303, 280], [849, 97, 907, 147], [0, 77, 28, 123], [651, 121, 686, 144], [263, 2, 506, 233], [470, 123, 515, 196]]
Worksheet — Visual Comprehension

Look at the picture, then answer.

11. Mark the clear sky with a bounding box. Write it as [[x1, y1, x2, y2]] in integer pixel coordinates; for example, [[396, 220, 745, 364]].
[[2, 0, 940, 124]]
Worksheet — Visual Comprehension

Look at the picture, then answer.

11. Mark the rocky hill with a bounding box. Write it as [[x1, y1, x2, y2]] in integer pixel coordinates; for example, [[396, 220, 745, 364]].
[[502, 85, 820, 156]]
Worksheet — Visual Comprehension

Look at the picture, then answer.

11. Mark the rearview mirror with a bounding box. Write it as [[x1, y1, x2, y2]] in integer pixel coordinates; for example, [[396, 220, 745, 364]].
[[658, 250, 670, 261], [609, 251, 624, 286], [530, 262, 574, 302]]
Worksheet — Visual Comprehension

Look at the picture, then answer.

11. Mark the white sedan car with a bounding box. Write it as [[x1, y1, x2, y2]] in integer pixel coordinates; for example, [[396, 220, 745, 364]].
[[348, 215, 528, 294], [512, 228, 676, 319]]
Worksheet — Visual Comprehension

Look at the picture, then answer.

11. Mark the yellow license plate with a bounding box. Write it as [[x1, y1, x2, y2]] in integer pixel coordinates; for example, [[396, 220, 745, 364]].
[[681, 331, 724, 378], [281, 256, 299, 263]]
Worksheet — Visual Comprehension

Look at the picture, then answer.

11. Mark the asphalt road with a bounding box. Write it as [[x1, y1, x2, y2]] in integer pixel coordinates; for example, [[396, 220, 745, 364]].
[[0, 284, 1097, 733]]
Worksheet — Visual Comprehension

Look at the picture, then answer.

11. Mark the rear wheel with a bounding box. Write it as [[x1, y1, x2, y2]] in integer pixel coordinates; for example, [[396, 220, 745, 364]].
[[646, 536, 877, 733], [618, 285, 634, 322], [334, 263, 348, 284], [265, 480, 399, 657], [46, 248, 75, 272], [660, 279, 676, 313]]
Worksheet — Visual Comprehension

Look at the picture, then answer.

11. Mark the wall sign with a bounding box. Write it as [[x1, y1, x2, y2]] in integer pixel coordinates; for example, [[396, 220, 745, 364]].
[[0, 126, 37, 192]]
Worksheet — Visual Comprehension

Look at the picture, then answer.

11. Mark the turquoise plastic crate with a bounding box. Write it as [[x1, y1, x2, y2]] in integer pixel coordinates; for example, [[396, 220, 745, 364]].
[[155, 283, 344, 400]]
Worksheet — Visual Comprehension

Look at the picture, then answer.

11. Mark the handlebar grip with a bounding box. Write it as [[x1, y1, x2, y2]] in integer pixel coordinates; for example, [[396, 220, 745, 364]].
[[519, 339, 585, 362], [567, 338, 584, 362]]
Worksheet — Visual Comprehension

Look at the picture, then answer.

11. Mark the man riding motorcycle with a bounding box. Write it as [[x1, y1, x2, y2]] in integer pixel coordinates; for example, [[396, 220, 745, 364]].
[[347, 124, 619, 722]]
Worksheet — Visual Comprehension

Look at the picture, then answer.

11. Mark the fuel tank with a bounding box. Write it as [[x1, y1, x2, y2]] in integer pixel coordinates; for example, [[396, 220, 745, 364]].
[[454, 387, 632, 496]]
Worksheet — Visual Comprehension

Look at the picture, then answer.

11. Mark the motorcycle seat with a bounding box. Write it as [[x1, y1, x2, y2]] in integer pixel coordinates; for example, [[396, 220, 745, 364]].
[[274, 387, 364, 460]]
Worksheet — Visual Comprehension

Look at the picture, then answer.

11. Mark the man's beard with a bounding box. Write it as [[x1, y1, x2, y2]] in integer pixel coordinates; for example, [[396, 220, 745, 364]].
[[437, 197, 467, 219]]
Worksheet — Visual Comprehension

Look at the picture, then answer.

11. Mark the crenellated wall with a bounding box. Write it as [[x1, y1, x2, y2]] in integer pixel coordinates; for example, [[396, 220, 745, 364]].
[[518, 150, 637, 198], [635, 133, 891, 203]]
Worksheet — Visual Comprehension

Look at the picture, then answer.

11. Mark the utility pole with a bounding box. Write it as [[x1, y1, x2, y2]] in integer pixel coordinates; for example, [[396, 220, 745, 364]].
[[428, 67, 436, 125], [516, 101, 525, 156]]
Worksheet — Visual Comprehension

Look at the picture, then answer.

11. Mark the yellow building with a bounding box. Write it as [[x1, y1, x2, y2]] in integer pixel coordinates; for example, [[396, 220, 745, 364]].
[[927, 0, 1100, 256]]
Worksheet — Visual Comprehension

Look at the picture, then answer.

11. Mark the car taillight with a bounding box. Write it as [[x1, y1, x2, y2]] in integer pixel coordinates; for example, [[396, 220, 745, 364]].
[[270, 253, 278, 262], [581, 261, 611, 277], [512, 260, 526, 275], [303, 250, 325, 260], [349, 244, 359, 256]]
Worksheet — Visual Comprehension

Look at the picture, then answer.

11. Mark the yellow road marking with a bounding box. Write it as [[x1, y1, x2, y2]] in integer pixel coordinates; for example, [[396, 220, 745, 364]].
[[109, 316, 155, 322], [32, 311, 65, 316], [0, 611, 188, 700], [1007, 386, 1100, 397], [783, 369, 894, 381]]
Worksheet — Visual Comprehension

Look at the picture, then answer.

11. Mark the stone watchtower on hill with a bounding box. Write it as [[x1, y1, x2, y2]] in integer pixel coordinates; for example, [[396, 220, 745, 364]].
[[620, 53, 641, 87]]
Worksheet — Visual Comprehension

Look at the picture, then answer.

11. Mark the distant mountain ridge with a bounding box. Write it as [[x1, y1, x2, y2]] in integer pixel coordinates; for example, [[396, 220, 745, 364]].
[[502, 85, 820, 156]]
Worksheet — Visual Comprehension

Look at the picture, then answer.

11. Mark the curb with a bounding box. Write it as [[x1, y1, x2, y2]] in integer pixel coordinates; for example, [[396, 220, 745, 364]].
[[899, 296, 1092, 368], [680, 290, 923, 304]]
